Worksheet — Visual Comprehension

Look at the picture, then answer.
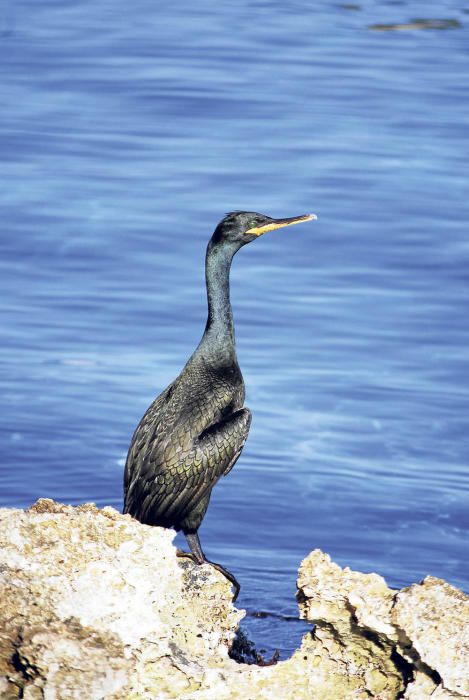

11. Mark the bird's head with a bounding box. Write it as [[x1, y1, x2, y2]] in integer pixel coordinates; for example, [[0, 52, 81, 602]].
[[211, 210, 317, 247]]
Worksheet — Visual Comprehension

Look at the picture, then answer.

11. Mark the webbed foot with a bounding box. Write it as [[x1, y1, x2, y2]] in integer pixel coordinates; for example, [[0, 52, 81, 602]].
[[179, 532, 241, 602]]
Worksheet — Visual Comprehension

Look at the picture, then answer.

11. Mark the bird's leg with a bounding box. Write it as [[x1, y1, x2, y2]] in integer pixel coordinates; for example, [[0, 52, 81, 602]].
[[184, 530, 206, 564], [181, 530, 240, 602]]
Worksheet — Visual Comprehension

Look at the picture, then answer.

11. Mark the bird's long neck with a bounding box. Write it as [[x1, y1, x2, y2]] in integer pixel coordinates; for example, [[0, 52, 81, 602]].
[[201, 239, 238, 362]]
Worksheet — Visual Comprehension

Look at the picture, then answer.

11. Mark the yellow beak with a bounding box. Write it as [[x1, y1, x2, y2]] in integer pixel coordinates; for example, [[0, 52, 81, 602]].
[[245, 213, 317, 236]]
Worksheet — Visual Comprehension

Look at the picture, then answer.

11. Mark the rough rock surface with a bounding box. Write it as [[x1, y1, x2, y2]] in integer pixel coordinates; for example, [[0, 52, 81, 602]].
[[298, 550, 469, 699], [0, 500, 467, 699]]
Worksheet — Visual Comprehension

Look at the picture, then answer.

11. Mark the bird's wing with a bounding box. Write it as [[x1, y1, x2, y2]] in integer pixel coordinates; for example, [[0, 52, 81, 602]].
[[123, 386, 172, 495], [125, 407, 251, 527]]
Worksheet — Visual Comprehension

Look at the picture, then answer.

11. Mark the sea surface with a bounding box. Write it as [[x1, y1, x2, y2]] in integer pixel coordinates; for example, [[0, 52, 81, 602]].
[[1, 0, 468, 658]]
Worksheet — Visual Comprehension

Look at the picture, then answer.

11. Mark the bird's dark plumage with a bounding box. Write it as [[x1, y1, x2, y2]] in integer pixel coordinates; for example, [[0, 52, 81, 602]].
[[123, 210, 316, 598]]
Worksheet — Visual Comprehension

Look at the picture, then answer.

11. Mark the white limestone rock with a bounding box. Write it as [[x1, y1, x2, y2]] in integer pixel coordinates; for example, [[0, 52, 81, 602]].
[[1, 500, 467, 699]]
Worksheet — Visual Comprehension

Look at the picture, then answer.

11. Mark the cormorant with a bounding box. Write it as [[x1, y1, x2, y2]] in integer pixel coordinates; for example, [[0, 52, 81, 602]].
[[123, 210, 316, 599]]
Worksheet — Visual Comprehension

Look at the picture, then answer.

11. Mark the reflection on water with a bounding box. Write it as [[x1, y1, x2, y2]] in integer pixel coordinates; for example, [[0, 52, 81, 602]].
[[368, 18, 462, 31], [1, 0, 468, 657]]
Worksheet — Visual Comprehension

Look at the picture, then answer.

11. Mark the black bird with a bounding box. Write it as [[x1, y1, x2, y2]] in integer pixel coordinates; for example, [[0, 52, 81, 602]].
[[123, 210, 316, 599]]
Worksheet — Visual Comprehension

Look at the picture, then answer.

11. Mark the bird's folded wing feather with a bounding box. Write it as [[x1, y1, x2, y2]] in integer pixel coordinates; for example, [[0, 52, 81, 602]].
[[124, 407, 251, 525]]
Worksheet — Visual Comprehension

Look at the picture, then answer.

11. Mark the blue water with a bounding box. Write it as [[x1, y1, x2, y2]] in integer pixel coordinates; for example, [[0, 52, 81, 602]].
[[1, 0, 468, 657]]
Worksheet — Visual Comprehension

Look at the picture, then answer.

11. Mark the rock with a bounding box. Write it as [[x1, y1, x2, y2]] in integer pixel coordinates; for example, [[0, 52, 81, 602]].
[[297, 550, 469, 699], [393, 576, 469, 697], [0, 499, 240, 699], [0, 500, 468, 699]]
